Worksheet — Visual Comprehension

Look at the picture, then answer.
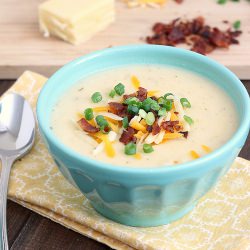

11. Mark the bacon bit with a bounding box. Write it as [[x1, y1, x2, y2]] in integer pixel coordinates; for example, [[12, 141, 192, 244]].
[[161, 120, 179, 133], [190, 150, 200, 159], [174, 0, 183, 3], [164, 132, 183, 139], [123, 93, 136, 100], [146, 125, 153, 132], [93, 106, 109, 112], [134, 153, 142, 160], [202, 145, 212, 153], [146, 16, 242, 55], [180, 131, 189, 138], [130, 121, 147, 133], [152, 121, 161, 135], [131, 76, 140, 89], [137, 87, 148, 101], [77, 118, 99, 133], [108, 102, 127, 117], [148, 90, 159, 97], [119, 127, 137, 145]]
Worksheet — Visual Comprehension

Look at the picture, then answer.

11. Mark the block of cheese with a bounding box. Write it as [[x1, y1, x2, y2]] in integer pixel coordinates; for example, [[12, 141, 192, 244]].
[[39, 0, 115, 45]]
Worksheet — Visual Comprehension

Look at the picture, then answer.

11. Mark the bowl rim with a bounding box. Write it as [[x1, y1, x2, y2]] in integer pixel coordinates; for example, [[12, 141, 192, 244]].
[[37, 45, 250, 175]]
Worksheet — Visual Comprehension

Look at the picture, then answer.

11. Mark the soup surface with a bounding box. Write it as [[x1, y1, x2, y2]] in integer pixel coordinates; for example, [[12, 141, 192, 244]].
[[51, 65, 238, 168]]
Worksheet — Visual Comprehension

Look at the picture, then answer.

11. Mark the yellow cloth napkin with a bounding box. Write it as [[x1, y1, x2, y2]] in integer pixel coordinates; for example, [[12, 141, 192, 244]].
[[3, 71, 250, 250]]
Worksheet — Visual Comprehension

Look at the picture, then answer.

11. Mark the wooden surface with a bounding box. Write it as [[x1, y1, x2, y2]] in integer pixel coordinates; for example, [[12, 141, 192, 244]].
[[0, 79, 249, 249], [0, 0, 250, 79]]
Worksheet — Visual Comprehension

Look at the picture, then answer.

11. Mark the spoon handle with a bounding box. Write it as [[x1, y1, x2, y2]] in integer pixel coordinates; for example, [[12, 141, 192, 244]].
[[0, 156, 14, 250]]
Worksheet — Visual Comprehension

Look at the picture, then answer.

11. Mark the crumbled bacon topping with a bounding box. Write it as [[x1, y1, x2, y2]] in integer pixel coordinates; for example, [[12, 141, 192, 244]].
[[108, 102, 127, 117], [161, 121, 179, 133], [123, 93, 136, 100], [136, 87, 148, 101], [146, 125, 153, 133], [119, 127, 137, 144], [180, 131, 189, 138], [152, 121, 161, 135], [146, 17, 242, 55], [77, 118, 99, 133]]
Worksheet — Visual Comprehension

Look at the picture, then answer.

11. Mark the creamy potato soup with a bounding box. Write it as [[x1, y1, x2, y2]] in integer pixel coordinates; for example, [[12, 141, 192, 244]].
[[51, 65, 238, 168]]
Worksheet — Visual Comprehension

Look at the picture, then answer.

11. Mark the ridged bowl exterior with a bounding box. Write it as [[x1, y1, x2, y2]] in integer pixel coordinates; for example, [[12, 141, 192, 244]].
[[37, 45, 250, 226]]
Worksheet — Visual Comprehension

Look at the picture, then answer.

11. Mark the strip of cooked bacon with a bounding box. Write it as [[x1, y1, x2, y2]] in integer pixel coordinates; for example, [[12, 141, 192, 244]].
[[77, 118, 99, 133], [119, 127, 137, 145], [108, 102, 127, 117]]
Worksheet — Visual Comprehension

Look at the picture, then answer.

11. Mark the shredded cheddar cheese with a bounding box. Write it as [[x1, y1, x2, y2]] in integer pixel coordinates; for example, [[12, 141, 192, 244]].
[[140, 119, 147, 127], [131, 76, 140, 89], [77, 112, 84, 119], [108, 122, 119, 133], [124, 0, 167, 8], [190, 150, 200, 159], [170, 112, 178, 121], [130, 121, 147, 133], [93, 106, 109, 112], [202, 145, 212, 153], [134, 131, 146, 139], [164, 133, 183, 139], [96, 133, 115, 158], [134, 153, 142, 160], [147, 90, 159, 97]]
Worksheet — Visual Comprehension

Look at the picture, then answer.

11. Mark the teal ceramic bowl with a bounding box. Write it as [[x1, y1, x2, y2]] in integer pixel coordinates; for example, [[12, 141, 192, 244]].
[[37, 45, 250, 227]]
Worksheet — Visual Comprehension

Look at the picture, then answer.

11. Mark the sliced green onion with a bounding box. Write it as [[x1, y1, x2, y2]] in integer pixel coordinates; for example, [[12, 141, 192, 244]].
[[95, 115, 110, 132], [143, 144, 154, 153], [164, 99, 173, 111], [84, 108, 94, 121], [125, 142, 136, 155], [150, 100, 160, 111], [217, 0, 227, 4], [158, 108, 167, 117], [124, 97, 139, 105], [164, 93, 174, 99], [145, 112, 155, 125], [91, 92, 102, 103], [157, 97, 166, 105], [114, 83, 125, 96], [122, 117, 129, 129], [184, 115, 194, 125], [109, 90, 116, 98], [139, 109, 147, 118], [142, 98, 153, 112], [128, 105, 139, 114], [233, 20, 241, 30], [180, 98, 191, 108]]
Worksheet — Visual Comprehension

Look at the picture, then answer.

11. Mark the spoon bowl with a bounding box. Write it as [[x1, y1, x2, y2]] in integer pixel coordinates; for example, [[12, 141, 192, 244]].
[[0, 93, 35, 250]]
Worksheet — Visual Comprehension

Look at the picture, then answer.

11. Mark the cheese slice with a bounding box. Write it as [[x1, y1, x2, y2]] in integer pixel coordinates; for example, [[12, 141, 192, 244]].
[[39, 0, 115, 45]]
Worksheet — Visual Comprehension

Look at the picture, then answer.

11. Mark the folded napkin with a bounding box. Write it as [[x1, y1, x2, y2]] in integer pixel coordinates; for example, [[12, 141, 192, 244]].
[[2, 71, 250, 250]]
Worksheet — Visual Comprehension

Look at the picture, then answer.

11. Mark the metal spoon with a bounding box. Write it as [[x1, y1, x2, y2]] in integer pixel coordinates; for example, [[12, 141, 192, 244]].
[[0, 93, 35, 250]]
